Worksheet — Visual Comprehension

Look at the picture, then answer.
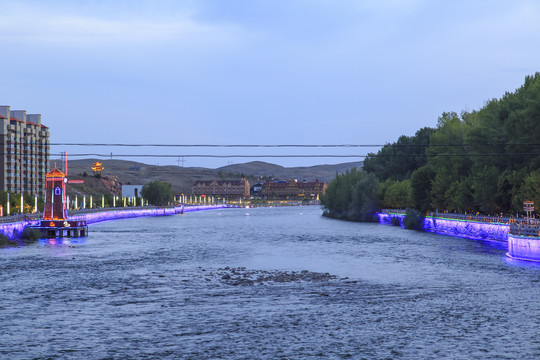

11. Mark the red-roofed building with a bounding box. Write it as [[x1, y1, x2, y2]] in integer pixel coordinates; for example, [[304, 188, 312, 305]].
[[192, 178, 250, 199], [261, 179, 327, 200], [0, 105, 50, 197]]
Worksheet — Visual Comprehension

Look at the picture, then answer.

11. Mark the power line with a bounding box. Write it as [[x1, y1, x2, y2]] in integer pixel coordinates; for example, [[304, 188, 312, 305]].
[[49, 142, 540, 148], [48, 152, 540, 159]]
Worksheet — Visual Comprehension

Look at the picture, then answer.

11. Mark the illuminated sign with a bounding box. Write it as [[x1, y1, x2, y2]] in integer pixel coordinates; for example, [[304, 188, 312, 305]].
[[91, 161, 104, 172]]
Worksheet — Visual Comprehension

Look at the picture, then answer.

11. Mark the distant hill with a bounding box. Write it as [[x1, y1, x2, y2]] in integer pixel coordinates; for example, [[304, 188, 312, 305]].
[[55, 159, 363, 196], [216, 161, 364, 181]]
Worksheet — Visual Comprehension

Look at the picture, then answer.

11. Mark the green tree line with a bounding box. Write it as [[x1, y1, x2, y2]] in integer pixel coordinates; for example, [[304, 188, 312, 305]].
[[322, 72, 540, 220]]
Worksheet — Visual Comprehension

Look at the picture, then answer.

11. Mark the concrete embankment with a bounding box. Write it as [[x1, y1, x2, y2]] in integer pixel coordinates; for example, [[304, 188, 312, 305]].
[[67, 204, 230, 225], [0, 205, 231, 239], [378, 211, 509, 242], [379, 211, 540, 262]]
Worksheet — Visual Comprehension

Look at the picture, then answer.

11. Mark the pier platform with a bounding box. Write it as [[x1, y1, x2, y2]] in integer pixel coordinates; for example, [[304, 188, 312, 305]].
[[31, 220, 88, 238]]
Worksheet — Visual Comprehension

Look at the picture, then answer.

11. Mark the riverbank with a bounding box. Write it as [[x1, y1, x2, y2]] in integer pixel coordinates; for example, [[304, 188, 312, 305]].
[[378, 211, 511, 242], [378, 210, 540, 262], [0, 204, 231, 239]]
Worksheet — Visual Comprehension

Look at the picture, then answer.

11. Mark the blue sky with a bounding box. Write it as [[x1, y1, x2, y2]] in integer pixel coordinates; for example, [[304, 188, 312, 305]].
[[1, 0, 539, 168]]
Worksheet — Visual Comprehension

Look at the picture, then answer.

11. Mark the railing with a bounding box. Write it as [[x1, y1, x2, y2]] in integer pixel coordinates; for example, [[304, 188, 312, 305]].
[[509, 221, 540, 237], [68, 205, 177, 216], [380, 208, 540, 237], [0, 213, 42, 223], [380, 209, 407, 215], [380, 209, 531, 225], [0, 205, 184, 224], [427, 212, 518, 224]]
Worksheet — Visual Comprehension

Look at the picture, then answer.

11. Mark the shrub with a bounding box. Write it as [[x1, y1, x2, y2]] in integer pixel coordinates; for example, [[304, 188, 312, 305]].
[[19, 227, 42, 242], [390, 216, 402, 227], [403, 208, 425, 230], [0, 233, 12, 246]]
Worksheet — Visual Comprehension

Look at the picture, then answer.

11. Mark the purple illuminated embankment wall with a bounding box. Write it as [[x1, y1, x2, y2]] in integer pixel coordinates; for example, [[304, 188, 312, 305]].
[[378, 211, 540, 262], [507, 235, 540, 262], [0, 205, 230, 239], [0, 221, 32, 240], [67, 205, 228, 225], [377, 212, 509, 242], [424, 217, 509, 242]]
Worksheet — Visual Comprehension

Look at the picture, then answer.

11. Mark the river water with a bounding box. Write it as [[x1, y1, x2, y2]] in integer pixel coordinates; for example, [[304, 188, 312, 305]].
[[1, 206, 538, 359]]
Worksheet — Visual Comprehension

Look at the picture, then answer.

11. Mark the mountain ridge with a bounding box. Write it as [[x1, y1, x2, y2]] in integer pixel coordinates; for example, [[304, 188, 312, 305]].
[[56, 159, 363, 195]]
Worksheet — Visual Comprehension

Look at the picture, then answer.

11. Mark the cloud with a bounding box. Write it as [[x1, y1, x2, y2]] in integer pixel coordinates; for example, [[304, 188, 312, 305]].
[[0, 3, 241, 48], [354, 0, 426, 14]]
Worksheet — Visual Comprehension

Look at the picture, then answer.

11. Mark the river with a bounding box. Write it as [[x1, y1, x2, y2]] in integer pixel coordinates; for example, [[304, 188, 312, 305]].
[[1, 206, 538, 359]]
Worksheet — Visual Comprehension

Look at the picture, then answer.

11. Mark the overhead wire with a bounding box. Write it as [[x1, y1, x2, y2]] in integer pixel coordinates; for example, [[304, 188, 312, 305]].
[[45, 142, 540, 163], [48, 152, 540, 159], [50, 142, 540, 147]]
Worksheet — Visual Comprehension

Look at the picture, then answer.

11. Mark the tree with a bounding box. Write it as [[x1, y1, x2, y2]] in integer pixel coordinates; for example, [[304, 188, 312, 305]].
[[430, 168, 453, 210], [428, 111, 472, 180], [496, 169, 526, 213], [321, 169, 379, 222], [363, 127, 435, 181], [348, 172, 380, 222], [382, 180, 412, 209], [446, 177, 474, 212], [471, 165, 499, 214], [141, 181, 174, 206], [516, 170, 540, 214], [410, 166, 435, 213], [324, 73, 540, 216]]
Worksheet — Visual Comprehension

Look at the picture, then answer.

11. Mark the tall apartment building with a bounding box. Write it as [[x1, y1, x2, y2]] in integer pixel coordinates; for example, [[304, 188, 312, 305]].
[[0, 105, 50, 197]]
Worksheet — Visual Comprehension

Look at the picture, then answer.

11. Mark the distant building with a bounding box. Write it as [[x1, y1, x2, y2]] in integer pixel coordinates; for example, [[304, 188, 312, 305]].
[[0, 105, 50, 196], [122, 185, 143, 198], [261, 179, 327, 200], [250, 182, 264, 197], [192, 178, 250, 199]]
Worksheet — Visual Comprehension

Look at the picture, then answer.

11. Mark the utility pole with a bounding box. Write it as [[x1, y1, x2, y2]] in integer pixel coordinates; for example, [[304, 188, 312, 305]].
[[177, 156, 185, 167]]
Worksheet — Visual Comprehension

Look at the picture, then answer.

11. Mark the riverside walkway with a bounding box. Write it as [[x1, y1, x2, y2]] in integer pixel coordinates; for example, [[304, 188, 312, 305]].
[[381, 209, 527, 225], [380, 209, 540, 240], [0, 204, 232, 239]]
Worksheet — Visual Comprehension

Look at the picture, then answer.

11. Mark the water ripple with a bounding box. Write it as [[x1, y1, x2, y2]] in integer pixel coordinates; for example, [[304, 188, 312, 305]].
[[0, 206, 538, 359]]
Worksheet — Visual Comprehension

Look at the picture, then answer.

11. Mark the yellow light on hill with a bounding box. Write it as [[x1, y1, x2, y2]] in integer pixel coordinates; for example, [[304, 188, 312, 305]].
[[91, 161, 104, 172]]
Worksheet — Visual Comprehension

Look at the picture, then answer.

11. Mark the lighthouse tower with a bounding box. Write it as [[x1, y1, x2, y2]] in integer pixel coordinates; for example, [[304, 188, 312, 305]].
[[43, 164, 68, 221], [32, 163, 88, 238]]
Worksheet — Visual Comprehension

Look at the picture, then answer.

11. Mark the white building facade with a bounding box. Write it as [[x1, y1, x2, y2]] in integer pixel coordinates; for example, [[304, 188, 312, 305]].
[[0, 105, 50, 196]]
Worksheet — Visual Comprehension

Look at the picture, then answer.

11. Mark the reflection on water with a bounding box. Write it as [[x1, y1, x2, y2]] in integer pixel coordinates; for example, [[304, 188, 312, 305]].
[[38, 237, 87, 246], [1, 206, 538, 360], [505, 255, 540, 269]]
